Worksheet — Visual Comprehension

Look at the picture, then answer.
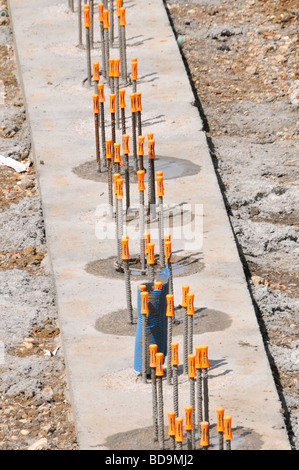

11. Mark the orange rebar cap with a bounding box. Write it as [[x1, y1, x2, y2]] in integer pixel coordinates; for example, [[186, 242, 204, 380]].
[[157, 174, 164, 197], [184, 406, 193, 431], [119, 89, 126, 108], [98, 83, 105, 102], [156, 352, 164, 376], [114, 58, 120, 78], [138, 135, 145, 156], [164, 240, 173, 264], [103, 9, 110, 28], [171, 342, 179, 366], [116, 178, 123, 199], [137, 170, 145, 192], [141, 291, 149, 315], [139, 284, 147, 291], [200, 422, 209, 447], [105, 139, 113, 159], [181, 285, 189, 308], [144, 232, 151, 254], [148, 139, 155, 159], [119, 7, 126, 26], [122, 134, 130, 154], [92, 94, 99, 114], [98, 3, 104, 22], [109, 94, 116, 113], [168, 411, 176, 436], [83, 4, 90, 28], [131, 60, 138, 81], [114, 143, 121, 163], [154, 281, 162, 290], [149, 344, 157, 368], [130, 93, 137, 113], [166, 294, 174, 317], [113, 172, 121, 194], [216, 407, 225, 432], [93, 61, 100, 81], [201, 345, 210, 369], [164, 234, 171, 242], [175, 418, 184, 442], [224, 416, 232, 441], [136, 92, 142, 112], [186, 292, 195, 315], [116, 0, 123, 17], [147, 242, 155, 265], [121, 235, 129, 260], [188, 354, 196, 378]]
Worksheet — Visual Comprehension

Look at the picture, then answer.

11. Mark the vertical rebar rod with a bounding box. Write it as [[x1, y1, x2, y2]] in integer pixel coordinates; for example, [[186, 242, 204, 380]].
[[100, 23, 106, 78], [139, 191, 146, 273], [107, 159, 113, 217], [148, 264, 155, 284], [100, 102, 106, 168], [90, 0, 94, 48], [104, 28, 110, 86], [183, 307, 188, 375], [131, 112, 138, 172], [203, 368, 209, 424], [190, 377, 196, 450], [148, 159, 156, 218], [151, 367, 158, 442], [109, 0, 114, 46], [157, 376, 164, 450], [124, 259, 133, 324], [86, 27, 92, 85], [219, 431, 224, 450], [188, 314, 193, 355], [187, 430, 192, 450], [124, 152, 130, 213], [167, 315, 172, 385], [173, 365, 178, 417], [196, 369, 203, 427], [121, 107, 126, 135], [120, 24, 127, 82], [115, 76, 120, 129], [158, 196, 165, 268], [142, 313, 148, 383], [117, 196, 123, 264], [94, 113, 101, 172], [137, 110, 142, 137], [78, 0, 82, 46]]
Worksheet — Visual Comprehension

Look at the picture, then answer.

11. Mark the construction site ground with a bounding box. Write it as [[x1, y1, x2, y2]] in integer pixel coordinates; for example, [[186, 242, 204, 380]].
[[0, 0, 298, 451]]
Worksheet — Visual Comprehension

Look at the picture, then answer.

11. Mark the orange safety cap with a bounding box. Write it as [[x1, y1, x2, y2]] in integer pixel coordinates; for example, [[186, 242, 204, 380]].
[[144, 232, 151, 254], [113, 172, 121, 194], [168, 411, 176, 436], [148, 139, 156, 159], [141, 291, 149, 315], [122, 134, 130, 154], [216, 407, 225, 432], [136, 92, 142, 112], [186, 293, 195, 316], [201, 345, 210, 369], [119, 7, 126, 26], [109, 94, 116, 113], [149, 344, 157, 368], [164, 240, 173, 264], [181, 285, 189, 308], [130, 93, 137, 113], [154, 281, 162, 290], [188, 354, 196, 378], [139, 284, 147, 291], [105, 139, 113, 159], [83, 4, 90, 28], [121, 236, 129, 260], [224, 416, 232, 440], [92, 94, 99, 114], [119, 89, 126, 108], [184, 406, 193, 431], [114, 58, 120, 78], [116, 178, 123, 199], [98, 3, 104, 22], [98, 83, 105, 103], [156, 352, 164, 376], [147, 242, 155, 265], [200, 422, 209, 447], [171, 342, 179, 366], [116, 0, 123, 17], [131, 60, 138, 81], [93, 61, 100, 81], [166, 294, 174, 317], [157, 175, 164, 197], [175, 418, 184, 442], [138, 135, 145, 156], [114, 143, 121, 163], [137, 170, 145, 192], [103, 9, 110, 28]]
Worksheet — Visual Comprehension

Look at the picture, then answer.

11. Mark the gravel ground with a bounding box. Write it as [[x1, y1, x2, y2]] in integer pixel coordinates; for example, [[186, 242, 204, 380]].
[[0, 0, 298, 450], [164, 0, 299, 449]]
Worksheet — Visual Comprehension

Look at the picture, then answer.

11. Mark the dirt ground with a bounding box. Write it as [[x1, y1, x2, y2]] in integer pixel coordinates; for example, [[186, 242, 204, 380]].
[[0, 0, 298, 450]]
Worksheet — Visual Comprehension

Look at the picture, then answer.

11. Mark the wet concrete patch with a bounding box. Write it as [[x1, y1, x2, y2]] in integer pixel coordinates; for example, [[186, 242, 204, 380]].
[[95, 307, 231, 337], [86, 254, 204, 281], [72, 155, 201, 183], [101, 424, 262, 450]]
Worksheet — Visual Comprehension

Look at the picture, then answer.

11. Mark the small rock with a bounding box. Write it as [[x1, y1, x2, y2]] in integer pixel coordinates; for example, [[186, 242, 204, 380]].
[[27, 438, 48, 451]]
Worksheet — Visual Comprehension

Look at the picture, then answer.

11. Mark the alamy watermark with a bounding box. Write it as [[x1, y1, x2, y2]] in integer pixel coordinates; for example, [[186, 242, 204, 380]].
[[95, 202, 204, 251]]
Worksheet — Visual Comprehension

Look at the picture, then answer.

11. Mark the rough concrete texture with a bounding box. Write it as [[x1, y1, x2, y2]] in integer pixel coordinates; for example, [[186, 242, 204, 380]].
[[7, 0, 293, 450]]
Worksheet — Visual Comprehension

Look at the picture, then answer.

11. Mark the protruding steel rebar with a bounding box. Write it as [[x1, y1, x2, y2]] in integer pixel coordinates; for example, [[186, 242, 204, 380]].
[[171, 342, 179, 418], [156, 353, 165, 450], [141, 291, 149, 383], [116, 178, 124, 263], [130, 93, 138, 172], [182, 285, 189, 375], [98, 83, 107, 168], [114, 59, 121, 129], [149, 344, 158, 442], [122, 134, 130, 213], [216, 407, 225, 450], [78, 0, 83, 46], [92, 94, 101, 172], [157, 173, 165, 268], [98, 3, 105, 77], [122, 235, 133, 324], [103, 9, 110, 86], [164, 240, 173, 294], [147, 242, 155, 284], [109, 0, 114, 46], [175, 417, 183, 450], [168, 411, 176, 450], [166, 295, 174, 385], [119, 89, 126, 135], [200, 421, 209, 450], [93, 60, 100, 93], [84, 4, 92, 85], [188, 354, 196, 449], [119, 7, 127, 82], [137, 170, 146, 273], [224, 415, 232, 450], [89, 0, 94, 48], [106, 139, 113, 216], [195, 346, 203, 429], [185, 406, 193, 450], [136, 92, 142, 137], [148, 139, 156, 219], [138, 135, 145, 171], [131, 58, 138, 92]]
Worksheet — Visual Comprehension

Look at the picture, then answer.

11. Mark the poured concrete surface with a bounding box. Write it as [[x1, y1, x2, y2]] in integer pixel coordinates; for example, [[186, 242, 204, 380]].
[[8, 0, 291, 450]]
